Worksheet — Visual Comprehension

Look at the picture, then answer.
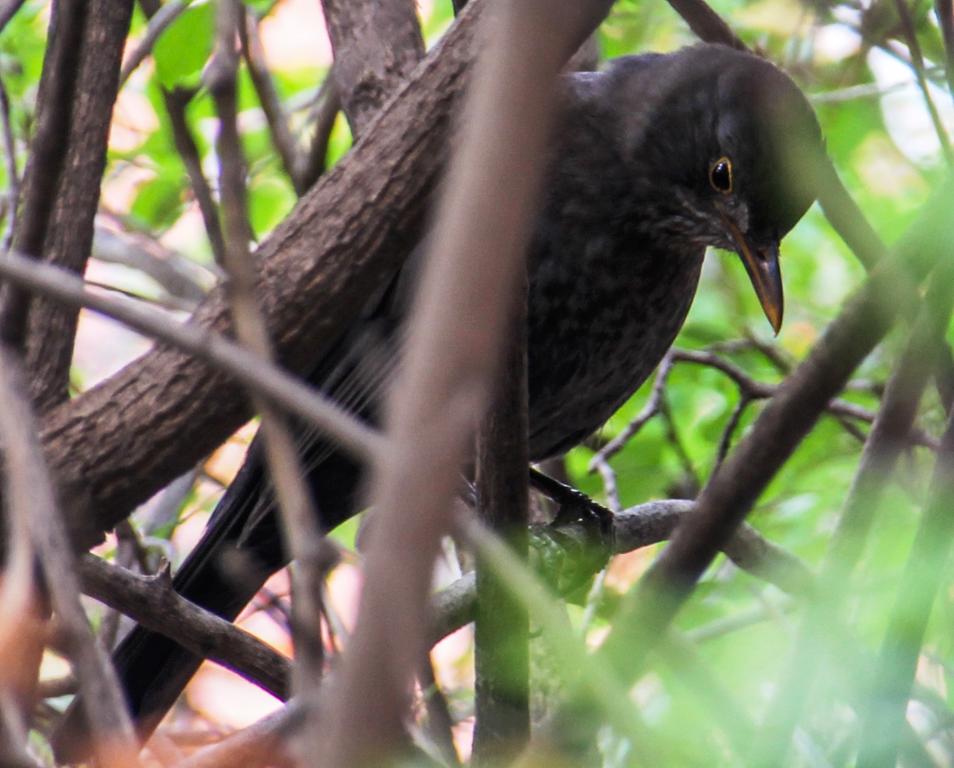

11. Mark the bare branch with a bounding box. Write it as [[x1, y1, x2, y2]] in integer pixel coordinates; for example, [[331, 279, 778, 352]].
[[0, 249, 379, 466], [893, 0, 954, 167], [473, 269, 530, 762], [589, 353, 674, 466], [0, 74, 19, 252], [0, 347, 138, 767], [120, 0, 191, 85], [296, 76, 340, 192], [238, 9, 303, 193], [320, 0, 424, 136], [161, 87, 227, 264], [79, 555, 291, 700], [209, 0, 326, 747], [19, 0, 134, 409], [0, 0, 87, 353]]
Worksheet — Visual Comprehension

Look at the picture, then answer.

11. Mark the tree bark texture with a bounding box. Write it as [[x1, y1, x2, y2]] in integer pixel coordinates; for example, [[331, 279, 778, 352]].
[[40, 3, 483, 550], [22, 0, 134, 411], [321, 0, 425, 136]]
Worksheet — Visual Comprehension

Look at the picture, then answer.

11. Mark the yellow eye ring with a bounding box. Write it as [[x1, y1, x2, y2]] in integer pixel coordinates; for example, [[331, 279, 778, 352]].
[[709, 156, 733, 194]]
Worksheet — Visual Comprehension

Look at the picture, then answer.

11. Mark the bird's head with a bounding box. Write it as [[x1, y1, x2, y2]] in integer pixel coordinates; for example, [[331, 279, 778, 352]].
[[612, 45, 825, 333]]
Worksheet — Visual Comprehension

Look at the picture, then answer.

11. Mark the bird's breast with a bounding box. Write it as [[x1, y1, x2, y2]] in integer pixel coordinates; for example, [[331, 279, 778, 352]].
[[525, 238, 703, 459]]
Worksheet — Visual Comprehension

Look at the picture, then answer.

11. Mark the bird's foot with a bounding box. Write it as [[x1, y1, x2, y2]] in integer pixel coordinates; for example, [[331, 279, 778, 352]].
[[529, 467, 615, 546], [528, 468, 614, 595]]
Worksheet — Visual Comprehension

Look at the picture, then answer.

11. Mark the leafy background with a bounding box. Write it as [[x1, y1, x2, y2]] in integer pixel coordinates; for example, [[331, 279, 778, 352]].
[[3, 0, 953, 764]]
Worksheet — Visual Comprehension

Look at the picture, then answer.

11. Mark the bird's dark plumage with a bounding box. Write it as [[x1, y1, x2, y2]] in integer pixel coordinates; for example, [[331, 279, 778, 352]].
[[55, 43, 824, 754]]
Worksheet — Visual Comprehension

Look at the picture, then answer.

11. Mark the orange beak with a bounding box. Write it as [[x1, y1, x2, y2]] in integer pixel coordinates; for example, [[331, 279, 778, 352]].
[[723, 218, 784, 335]]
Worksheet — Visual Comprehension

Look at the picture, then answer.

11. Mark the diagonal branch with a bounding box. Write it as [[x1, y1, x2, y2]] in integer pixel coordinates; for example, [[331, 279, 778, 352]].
[[79, 555, 291, 700], [541, 179, 954, 749], [209, 3, 327, 749], [39, 4, 485, 550]]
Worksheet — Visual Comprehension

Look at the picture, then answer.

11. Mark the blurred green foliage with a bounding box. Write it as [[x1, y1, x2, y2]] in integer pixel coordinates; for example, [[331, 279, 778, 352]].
[[1, 0, 953, 764]]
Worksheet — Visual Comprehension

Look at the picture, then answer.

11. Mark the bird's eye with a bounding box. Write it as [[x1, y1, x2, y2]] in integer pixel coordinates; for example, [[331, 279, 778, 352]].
[[709, 156, 733, 194]]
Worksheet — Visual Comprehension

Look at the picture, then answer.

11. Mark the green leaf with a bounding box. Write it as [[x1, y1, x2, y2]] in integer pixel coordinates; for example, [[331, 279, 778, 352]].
[[130, 172, 185, 230], [153, 1, 215, 90]]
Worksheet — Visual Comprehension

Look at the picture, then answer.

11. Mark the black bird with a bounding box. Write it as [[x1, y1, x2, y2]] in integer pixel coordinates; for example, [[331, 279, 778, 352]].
[[56, 43, 823, 753]]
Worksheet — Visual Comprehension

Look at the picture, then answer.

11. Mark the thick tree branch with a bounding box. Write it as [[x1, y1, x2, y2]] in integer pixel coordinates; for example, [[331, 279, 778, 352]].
[[40, 5, 483, 549], [0, 0, 87, 353], [0, 249, 379, 468], [320, 0, 424, 137], [21, 0, 133, 410]]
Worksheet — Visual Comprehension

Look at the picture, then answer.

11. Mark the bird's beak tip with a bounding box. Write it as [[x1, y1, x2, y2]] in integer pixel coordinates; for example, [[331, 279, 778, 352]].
[[766, 298, 783, 336], [751, 243, 784, 336], [723, 220, 785, 335]]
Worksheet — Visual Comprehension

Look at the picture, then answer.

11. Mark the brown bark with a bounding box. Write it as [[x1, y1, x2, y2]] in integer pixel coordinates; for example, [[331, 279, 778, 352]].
[[472, 271, 530, 764], [321, 0, 425, 136], [40, 4, 483, 551], [23, 0, 134, 411], [79, 556, 291, 700]]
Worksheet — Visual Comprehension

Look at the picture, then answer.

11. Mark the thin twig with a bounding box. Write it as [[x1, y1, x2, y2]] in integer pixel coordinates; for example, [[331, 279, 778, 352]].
[[162, 87, 226, 264], [937, 0, 954, 99], [208, 5, 326, 741], [589, 352, 674, 466], [893, 0, 954, 167], [238, 8, 303, 193], [0, 74, 19, 252], [120, 0, 193, 85], [0, 248, 380, 460], [672, 348, 937, 448], [714, 394, 750, 469], [79, 555, 292, 699], [296, 76, 340, 191]]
